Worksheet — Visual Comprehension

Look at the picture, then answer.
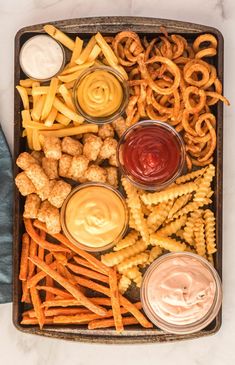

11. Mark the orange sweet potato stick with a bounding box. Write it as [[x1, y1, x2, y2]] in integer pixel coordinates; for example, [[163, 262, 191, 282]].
[[30, 286, 45, 330], [88, 316, 139, 330], [37, 230, 46, 273], [67, 263, 109, 284], [109, 267, 123, 333], [19, 233, 30, 281], [29, 256, 107, 316], [24, 219, 70, 253]]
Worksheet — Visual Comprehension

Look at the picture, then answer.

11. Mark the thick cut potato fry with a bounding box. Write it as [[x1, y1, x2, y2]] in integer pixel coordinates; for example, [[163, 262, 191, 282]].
[[87, 44, 101, 62], [60, 61, 94, 76], [31, 94, 46, 121], [53, 96, 84, 124], [16, 86, 29, 110], [44, 24, 75, 51], [70, 36, 83, 65], [32, 86, 50, 96], [39, 124, 98, 138], [41, 78, 59, 120], [20, 79, 34, 88], [55, 112, 71, 126], [76, 36, 96, 64], [44, 107, 58, 127], [58, 84, 75, 111]]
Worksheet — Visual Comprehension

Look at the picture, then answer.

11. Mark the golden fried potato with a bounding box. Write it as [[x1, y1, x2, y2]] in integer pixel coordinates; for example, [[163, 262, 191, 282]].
[[105, 166, 118, 188], [30, 151, 44, 165], [37, 200, 61, 234], [23, 193, 41, 219], [98, 124, 115, 139], [42, 157, 59, 180], [68, 155, 89, 179], [59, 154, 73, 178], [85, 165, 107, 183], [37, 180, 56, 201], [83, 134, 103, 161], [16, 152, 39, 170], [109, 152, 118, 167], [48, 180, 72, 208], [99, 137, 118, 159], [112, 117, 127, 137], [61, 136, 83, 156], [25, 163, 50, 191], [15, 172, 36, 196], [42, 136, 62, 160]]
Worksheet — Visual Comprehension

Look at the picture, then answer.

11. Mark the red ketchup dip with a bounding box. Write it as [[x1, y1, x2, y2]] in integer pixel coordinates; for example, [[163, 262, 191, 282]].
[[118, 121, 185, 190]]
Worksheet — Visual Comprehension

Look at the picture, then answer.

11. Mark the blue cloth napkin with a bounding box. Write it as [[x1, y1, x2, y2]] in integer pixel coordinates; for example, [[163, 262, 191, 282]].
[[0, 126, 13, 303]]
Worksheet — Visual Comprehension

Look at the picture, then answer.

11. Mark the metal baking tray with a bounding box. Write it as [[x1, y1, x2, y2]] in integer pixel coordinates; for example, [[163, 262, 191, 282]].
[[13, 16, 223, 343]]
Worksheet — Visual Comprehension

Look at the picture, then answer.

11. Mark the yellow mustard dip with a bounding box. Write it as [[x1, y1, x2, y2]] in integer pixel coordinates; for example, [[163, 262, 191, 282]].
[[76, 69, 123, 117], [65, 185, 126, 248]]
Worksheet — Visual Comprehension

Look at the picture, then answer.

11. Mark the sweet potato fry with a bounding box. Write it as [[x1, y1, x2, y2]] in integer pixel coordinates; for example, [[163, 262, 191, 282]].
[[24, 219, 70, 253], [67, 263, 109, 284], [36, 286, 72, 299], [29, 256, 107, 316], [27, 258, 57, 288], [19, 233, 30, 281], [42, 297, 112, 308], [28, 238, 38, 278], [37, 230, 46, 273], [109, 267, 123, 333], [30, 287, 45, 329], [21, 317, 53, 325], [119, 296, 153, 329], [45, 254, 54, 300], [33, 220, 109, 274], [73, 256, 108, 275], [21, 281, 31, 303], [56, 262, 78, 285], [88, 316, 139, 330], [27, 307, 92, 318]]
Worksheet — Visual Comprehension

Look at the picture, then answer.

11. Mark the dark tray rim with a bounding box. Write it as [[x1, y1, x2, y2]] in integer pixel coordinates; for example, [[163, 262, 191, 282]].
[[13, 16, 223, 344]]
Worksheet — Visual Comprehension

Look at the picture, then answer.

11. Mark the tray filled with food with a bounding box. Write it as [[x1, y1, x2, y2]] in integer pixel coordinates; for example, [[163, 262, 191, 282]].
[[13, 17, 229, 343]]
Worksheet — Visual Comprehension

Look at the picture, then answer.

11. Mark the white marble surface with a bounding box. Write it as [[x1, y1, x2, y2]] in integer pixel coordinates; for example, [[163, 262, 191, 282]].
[[0, 0, 235, 364]]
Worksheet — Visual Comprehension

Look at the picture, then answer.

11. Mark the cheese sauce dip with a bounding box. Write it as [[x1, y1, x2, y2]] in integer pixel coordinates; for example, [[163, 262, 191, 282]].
[[61, 183, 128, 252], [141, 252, 222, 334], [20, 35, 65, 81]]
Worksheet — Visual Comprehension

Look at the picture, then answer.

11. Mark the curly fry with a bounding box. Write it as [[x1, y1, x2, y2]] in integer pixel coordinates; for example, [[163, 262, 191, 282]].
[[150, 233, 186, 252], [204, 209, 216, 254], [141, 181, 197, 205]]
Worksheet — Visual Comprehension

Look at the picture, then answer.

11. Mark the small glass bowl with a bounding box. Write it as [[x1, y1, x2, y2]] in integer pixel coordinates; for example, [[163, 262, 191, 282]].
[[118, 120, 186, 191], [60, 182, 129, 252], [140, 252, 222, 335], [73, 66, 129, 124], [19, 34, 65, 82]]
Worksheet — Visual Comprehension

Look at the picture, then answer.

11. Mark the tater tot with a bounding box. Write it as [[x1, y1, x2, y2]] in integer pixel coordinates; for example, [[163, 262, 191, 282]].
[[15, 172, 36, 196], [59, 154, 72, 178], [85, 165, 107, 183], [42, 136, 62, 160], [31, 151, 44, 165], [83, 135, 103, 161], [109, 152, 118, 167], [48, 180, 72, 208], [16, 152, 39, 170], [61, 137, 83, 156], [23, 194, 41, 219], [105, 167, 118, 188], [25, 163, 50, 191], [99, 137, 117, 159], [112, 117, 127, 137], [98, 124, 115, 140], [37, 180, 56, 201], [37, 200, 61, 234], [42, 157, 59, 180], [82, 133, 95, 144], [68, 155, 89, 179]]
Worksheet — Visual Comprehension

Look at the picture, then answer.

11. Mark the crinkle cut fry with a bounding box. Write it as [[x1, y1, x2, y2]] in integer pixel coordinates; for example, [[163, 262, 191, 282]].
[[117, 252, 149, 273], [121, 177, 149, 244], [157, 215, 187, 236], [114, 230, 139, 251], [147, 200, 173, 233], [194, 218, 206, 257], [168, 194, 192, 219], [141, 182, 197, 205], [33, 220, 109, 275], [204, 209, 216, 254], [150, 233, 186, 252]]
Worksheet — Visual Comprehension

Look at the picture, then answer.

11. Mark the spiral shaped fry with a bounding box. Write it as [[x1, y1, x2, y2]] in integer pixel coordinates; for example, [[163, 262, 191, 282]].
[[204, 209, 216, 254]]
